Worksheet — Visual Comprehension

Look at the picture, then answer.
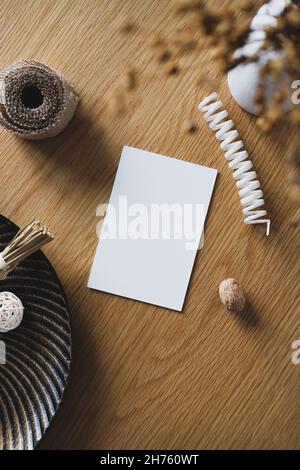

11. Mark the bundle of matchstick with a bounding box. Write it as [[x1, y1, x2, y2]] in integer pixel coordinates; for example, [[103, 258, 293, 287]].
[[0, 220, 54, 279]]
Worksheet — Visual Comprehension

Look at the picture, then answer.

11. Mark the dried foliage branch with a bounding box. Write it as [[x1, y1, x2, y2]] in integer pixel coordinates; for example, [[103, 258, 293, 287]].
[[174, 0, 300, 223], [115, 3, 299, 223]]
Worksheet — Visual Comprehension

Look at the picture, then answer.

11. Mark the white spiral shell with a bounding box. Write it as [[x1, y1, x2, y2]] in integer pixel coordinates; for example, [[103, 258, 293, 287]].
[[0, 291, 24, 333], [198, 92, 270, 235]]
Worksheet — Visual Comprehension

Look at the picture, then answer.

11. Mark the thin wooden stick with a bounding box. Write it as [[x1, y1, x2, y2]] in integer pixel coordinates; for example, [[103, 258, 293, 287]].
[[0, 220, 54, 277]]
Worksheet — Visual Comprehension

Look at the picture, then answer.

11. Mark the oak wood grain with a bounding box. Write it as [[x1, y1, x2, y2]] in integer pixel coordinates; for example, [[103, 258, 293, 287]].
[[0, 0, 299, 450]]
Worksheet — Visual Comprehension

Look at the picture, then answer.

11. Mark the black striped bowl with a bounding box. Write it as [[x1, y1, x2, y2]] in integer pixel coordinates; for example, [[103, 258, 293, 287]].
[[0, 215, 71, 449]]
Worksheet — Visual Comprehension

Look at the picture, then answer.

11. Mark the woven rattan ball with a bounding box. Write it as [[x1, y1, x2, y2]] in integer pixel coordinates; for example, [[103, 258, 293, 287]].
[[0, 292, 24, 333]]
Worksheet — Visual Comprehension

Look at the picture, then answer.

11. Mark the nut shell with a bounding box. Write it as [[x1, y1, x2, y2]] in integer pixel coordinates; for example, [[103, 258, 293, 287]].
[[219, 278, 246, 313]]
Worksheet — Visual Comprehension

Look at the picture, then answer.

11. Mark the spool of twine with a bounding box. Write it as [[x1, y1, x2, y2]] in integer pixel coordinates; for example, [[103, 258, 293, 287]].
[[0, 59, 78, 139]]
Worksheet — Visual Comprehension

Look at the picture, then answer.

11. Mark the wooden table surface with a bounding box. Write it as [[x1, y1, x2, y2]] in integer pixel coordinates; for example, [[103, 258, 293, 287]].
[[0, 0, 299, 450]]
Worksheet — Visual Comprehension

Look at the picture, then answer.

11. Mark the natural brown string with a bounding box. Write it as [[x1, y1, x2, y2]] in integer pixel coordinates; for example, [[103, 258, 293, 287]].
[[0, 59, 78, 139]]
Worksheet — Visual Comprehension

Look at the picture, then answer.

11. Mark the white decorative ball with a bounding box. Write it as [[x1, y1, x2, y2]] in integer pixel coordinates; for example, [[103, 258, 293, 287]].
[[0, 292, 24, 333]]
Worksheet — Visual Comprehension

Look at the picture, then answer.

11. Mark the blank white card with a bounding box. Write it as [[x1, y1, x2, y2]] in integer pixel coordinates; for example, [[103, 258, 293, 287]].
[[88, 146, 217, 311]]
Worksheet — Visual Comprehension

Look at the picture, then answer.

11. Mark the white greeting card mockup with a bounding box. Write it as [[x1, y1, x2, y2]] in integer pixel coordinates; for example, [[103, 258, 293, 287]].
[[88, 146, 217, 311]]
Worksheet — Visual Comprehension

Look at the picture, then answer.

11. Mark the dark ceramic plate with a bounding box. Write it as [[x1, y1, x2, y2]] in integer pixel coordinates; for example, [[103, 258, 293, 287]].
[[0, 215, 71, 449]]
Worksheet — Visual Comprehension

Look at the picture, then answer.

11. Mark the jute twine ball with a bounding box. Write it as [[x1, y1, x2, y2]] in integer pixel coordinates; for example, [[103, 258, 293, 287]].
[[0, 292, 24, 333], [0, 59, 78, 139], [219, 278, 246, 313]]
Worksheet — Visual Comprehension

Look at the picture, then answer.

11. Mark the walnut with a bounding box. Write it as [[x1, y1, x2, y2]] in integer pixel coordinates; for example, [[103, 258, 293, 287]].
[[219, 278, 246, 313]]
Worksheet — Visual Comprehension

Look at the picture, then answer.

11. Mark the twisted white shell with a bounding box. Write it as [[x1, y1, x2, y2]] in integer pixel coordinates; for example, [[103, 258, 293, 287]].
[[199, 92, 270, 235], [0, 291, 24, 333]]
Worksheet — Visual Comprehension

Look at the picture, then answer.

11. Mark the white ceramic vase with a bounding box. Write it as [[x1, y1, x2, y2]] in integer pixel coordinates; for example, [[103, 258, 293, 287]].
[[227, 0, 291, 116]]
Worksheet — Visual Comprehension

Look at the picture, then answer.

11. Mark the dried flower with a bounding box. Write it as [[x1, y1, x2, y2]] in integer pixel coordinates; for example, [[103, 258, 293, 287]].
[[289, 182, 300, 202], [171, 31, 198, 52], [287, 148, 300, 166], [119, 16, 135, 33], [123, 68, 137, 91], [148, 32, 164, 48], [257, 116, 272, 133], [183, 118, 197, 133], [153, 47, 172, 63], [108, 90, 127, 116], [175, 0, 203, 15], [290, 105, 300, 125], [164, 61, 179, 75], [289, 208, 300, 226]]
